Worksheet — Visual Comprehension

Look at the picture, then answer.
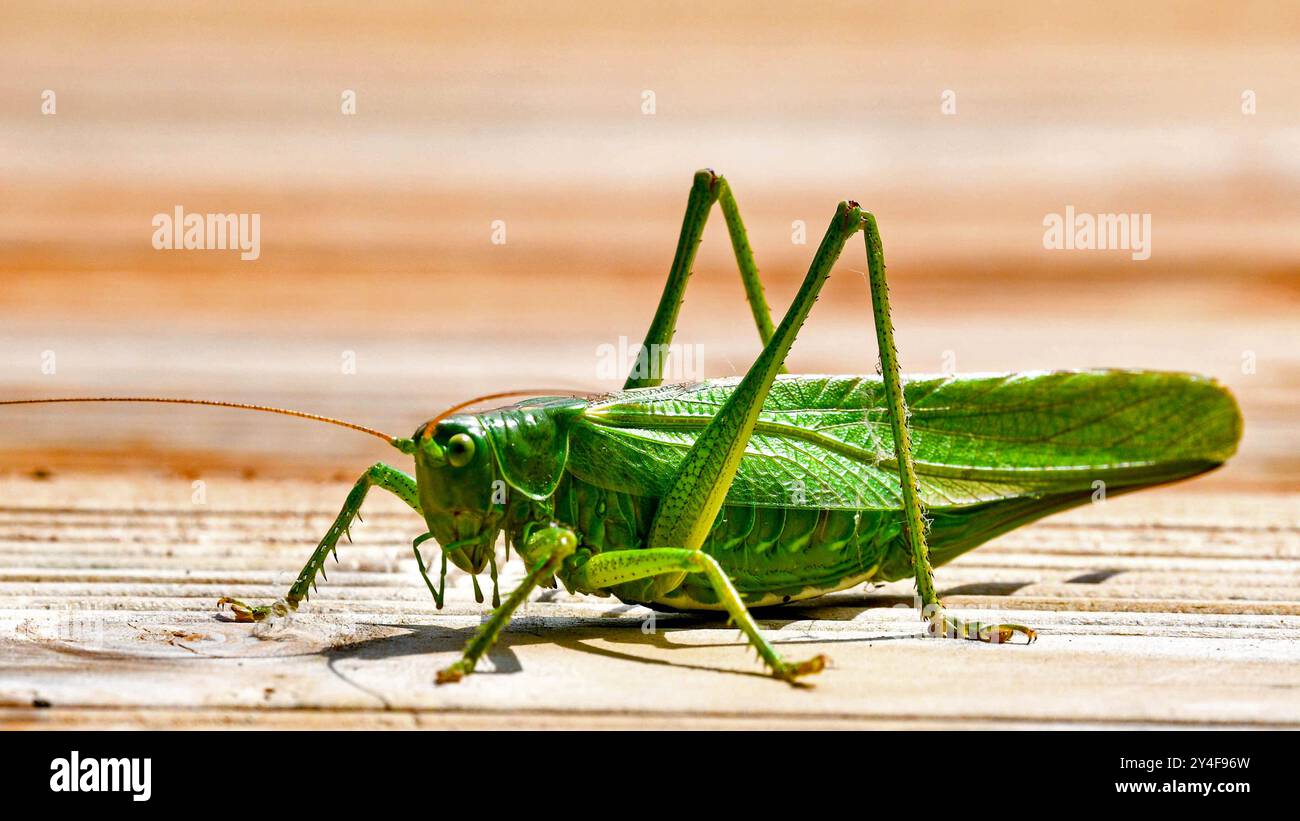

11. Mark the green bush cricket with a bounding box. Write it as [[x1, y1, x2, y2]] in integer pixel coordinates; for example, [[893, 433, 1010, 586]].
[[2, 170, 1243, 684]]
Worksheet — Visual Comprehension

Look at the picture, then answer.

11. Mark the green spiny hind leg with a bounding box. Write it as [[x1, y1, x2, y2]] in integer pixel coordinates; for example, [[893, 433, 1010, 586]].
[[436, 526, 577, 684], [625, 169, 782, 390], [218, 462, 423, 623], [646, 201, 865, 604], [862, 214, 1035, 645], [570, 548, 825, 682]]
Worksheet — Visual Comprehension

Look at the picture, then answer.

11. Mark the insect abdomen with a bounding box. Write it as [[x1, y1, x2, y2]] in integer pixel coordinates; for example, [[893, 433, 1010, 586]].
[[550, 475, 900, 610]]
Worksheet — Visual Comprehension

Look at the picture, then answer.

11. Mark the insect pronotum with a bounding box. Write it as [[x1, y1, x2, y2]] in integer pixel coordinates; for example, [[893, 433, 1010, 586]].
[[2, 170, 1242, 684]]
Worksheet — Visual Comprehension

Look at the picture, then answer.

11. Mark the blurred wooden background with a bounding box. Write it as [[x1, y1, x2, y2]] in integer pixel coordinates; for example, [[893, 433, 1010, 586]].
[[0, 1, 1297, 728], [0, 0, 1295, 488]]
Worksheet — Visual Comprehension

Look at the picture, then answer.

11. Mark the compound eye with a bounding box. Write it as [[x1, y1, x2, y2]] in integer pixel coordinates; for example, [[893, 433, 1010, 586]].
[[446, 433, 476, 468]]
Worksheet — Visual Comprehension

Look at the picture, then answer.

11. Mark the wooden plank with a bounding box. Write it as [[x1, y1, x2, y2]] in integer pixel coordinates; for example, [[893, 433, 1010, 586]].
[[0, 476, 1296, 729], [0, 0, 1297, 730]]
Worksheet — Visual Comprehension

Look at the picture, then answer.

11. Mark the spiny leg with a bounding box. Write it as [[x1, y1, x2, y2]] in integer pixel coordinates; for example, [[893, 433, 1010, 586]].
[[648, 201, 864, 568], [219, 462, 424, 623], [571, 548, 826, 682], [625, 168, 783, 390], [862, 215, 1035, 645], [436, 526, 576, 684]]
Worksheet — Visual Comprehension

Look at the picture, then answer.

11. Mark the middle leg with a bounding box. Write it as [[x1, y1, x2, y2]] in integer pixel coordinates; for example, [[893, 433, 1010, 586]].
[[570, 547, 826, 681]]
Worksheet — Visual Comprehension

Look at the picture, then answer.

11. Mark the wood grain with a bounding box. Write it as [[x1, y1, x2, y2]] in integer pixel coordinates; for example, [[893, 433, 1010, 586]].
[[0, 476, 1296, 729], [0, 0, 1297, 729]]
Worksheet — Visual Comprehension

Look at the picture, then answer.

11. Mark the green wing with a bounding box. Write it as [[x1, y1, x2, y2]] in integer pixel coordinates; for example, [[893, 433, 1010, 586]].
[[570, 370, 1242, 511]]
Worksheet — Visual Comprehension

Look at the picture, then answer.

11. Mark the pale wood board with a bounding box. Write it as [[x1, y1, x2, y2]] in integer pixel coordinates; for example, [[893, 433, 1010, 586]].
[[1, 0, 1298, 729], [0, 475, 1296, 729]]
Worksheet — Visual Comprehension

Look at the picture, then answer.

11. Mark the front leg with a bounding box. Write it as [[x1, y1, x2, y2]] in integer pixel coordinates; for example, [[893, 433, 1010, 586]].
[[219, 462, 423, 622], [436, 526, 577, 684]]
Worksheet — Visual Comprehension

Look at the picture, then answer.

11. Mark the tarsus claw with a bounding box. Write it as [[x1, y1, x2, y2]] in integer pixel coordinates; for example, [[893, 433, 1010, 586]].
[[217, 596, 258, 622], [979, 623, 1037, 644], [217, 596, 287, 624], [436, 661, 470, 685], [930, 613, 1037, 644], [776, 653, 828, 682]]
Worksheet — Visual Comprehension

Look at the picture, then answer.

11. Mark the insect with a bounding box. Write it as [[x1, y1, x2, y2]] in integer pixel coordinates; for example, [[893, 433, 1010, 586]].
[[2, 170, 1242, 684]]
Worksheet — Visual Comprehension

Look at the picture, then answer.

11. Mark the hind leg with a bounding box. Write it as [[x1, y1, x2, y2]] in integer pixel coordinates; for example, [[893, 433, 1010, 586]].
[[861, 215, 1034, 644], [625, 169, 783, 389]]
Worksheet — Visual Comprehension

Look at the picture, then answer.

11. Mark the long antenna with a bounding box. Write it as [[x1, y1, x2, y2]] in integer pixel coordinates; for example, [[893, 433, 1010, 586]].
[[426, 388, 589, 427], [0, 397, 398, 444]]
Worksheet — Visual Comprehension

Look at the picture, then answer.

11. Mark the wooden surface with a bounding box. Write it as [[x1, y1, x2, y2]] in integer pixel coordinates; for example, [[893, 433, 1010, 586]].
[[1, 1, 1298, 728], [0, 477, 1296, 729]]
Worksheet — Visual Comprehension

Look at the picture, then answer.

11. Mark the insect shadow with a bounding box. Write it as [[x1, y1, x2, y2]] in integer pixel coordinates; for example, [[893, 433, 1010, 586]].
[[788, 582, 1041, 617], [322, 620, 525, 677], [551, 614, 908, 685], [343, 616, 832, 683], [318, 590, 944, 683]]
